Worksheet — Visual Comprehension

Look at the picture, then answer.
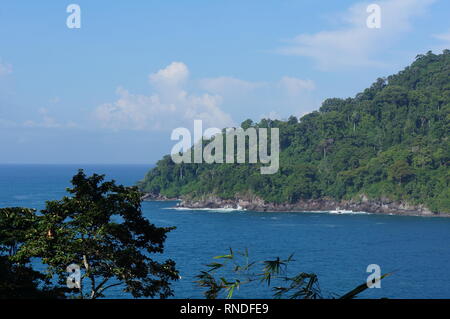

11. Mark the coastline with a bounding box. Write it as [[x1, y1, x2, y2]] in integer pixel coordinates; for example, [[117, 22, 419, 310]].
[[141, 193, 180, 201], [142, 193, 447, 218]]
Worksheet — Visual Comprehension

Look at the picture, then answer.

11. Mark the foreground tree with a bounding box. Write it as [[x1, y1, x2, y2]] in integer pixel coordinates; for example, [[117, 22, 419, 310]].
[[16, 170, 179, 299], [0, 208, 64, 299]]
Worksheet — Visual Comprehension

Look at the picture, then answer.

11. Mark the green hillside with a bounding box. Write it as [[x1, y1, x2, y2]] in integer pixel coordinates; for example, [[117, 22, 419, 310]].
[[139, 50, 450, 214]]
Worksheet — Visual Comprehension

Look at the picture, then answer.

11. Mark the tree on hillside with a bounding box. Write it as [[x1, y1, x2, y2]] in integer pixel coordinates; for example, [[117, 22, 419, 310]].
[[16, 170, 179, 299], [388, 160, 415, 185]]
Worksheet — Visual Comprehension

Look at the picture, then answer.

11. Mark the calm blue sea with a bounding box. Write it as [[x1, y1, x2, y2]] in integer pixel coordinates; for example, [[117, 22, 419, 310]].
[[1, 164, 450, 299]]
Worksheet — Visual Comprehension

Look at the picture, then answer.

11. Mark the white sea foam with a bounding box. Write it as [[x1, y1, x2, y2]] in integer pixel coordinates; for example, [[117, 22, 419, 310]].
[[328, 210, 371, 215], [165, 207, 370, 215], [169, 205, 247, 212], [292, 210, 371, 215], [14, 195, 30, 200]]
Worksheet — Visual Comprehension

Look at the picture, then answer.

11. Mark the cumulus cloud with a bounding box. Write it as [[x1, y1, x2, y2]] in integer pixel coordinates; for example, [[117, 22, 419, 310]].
[[199, 74, 317, 121], [277, 0, 435, 69], [95, 62, 235, 131], [95, 62, 319, 131], [149, 61, 189, 88]]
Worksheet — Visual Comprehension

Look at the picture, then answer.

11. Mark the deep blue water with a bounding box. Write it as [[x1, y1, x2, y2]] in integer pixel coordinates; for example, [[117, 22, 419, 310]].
[[1, 164, 450, 299]]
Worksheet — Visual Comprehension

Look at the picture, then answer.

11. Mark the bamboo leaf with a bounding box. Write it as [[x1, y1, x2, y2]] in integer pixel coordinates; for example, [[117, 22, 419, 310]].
[[339, 273, 392, 299]]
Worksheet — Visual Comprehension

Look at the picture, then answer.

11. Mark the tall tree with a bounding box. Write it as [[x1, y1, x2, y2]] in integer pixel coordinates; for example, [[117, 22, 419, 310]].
[[17, 170, 179, 299]]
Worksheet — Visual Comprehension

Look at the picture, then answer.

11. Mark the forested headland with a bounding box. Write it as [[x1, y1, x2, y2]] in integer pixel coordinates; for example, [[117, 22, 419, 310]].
[[139, 51, 450, 215]]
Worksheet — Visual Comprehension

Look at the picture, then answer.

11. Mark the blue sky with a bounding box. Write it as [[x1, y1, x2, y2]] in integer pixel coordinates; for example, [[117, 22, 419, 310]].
[[0, 0, 449, 164]]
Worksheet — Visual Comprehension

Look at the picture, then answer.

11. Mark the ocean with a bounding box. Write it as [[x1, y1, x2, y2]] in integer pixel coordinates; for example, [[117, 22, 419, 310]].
[[1, 164, 450, 299]]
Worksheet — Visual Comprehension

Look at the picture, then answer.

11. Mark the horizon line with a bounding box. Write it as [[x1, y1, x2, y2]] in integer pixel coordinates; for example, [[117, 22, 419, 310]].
[[0, 163, 155, 166]]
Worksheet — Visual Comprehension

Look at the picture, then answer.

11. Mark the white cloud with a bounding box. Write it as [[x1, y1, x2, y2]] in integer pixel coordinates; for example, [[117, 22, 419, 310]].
[[433, 32, 450, 43], [1, 107, 75, 129], [49, 97, 61, 104], [95, 62, 318, 131], [260, 111, 282, 121], [20, 108, 76, 129], [22, 118, 78, 129], [201, 75, 315, 98], [38, 107, 49, 115], [95, 62, 235, 131], [279, 77, 315, 96], [432, 30, 450, 51], [277, 0, 435, 69], [199, 74, 316, 122], [23, 116, 61, 128], [0, 59, 12, 76], [149, 61, 189, 88], [199, 76, 265, 95]]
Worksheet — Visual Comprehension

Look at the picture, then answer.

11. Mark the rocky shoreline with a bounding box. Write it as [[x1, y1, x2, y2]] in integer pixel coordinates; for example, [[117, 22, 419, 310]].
[[141, 193, 180, 201], [142, 193, 447, 217]]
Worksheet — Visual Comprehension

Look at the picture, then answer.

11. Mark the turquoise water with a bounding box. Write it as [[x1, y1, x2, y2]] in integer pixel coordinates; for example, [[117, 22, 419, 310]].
[[1, 164, 450, 299]]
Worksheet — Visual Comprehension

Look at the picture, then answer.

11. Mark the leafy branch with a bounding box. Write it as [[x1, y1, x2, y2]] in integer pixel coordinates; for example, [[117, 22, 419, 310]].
[[196, 248, 391, 299]]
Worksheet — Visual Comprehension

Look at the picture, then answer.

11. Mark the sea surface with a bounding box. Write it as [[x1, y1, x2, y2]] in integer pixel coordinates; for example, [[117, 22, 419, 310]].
[[1, 164, 450, 299]]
